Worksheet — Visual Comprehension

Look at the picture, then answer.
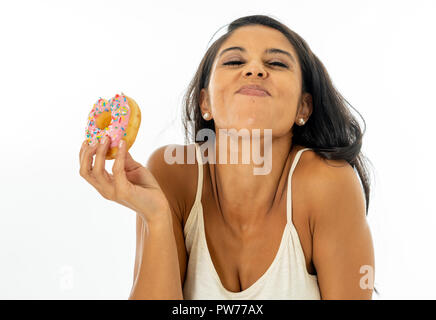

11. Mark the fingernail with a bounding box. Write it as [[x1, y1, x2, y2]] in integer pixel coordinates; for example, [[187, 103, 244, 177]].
[[119, 140, 124, 148], [100, 136, 107, 144]]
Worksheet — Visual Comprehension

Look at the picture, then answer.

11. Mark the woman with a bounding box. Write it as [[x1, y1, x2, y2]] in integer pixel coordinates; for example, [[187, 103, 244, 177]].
[[79, 15, 375, 299]]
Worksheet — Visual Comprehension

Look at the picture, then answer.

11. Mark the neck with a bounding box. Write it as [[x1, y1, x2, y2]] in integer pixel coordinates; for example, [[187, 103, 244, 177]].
[[205, 133, 293, 236]]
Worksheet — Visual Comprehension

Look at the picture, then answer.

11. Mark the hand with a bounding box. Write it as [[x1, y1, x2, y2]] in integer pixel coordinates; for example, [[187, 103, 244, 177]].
[[79, 137, 171, 223]]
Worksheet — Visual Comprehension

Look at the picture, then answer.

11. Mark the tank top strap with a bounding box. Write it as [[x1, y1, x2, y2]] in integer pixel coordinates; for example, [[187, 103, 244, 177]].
[[286, 147, 312, 224], [193, 142, 204, 205], [183, 143, 204, 238]]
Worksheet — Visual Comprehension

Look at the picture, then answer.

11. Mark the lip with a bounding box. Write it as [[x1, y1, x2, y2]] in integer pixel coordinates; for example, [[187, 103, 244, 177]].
[[236, 84, 270, 97]]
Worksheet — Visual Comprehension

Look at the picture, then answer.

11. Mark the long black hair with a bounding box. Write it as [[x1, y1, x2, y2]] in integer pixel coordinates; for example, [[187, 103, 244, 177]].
[[182, 14, 377, 295]]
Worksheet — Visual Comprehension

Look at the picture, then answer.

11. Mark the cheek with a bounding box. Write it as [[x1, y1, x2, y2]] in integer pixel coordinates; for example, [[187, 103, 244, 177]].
[[273, 85, 300, 128], [209, 75, 232, 115], [209, 87, 226, 118]]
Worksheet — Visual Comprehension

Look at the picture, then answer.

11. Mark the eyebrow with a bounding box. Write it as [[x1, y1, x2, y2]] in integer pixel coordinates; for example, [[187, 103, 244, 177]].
[[218, 46, 297, 64]]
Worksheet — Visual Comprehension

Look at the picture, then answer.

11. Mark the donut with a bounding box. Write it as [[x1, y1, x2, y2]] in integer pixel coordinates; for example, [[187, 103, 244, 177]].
[[85, 92, 141, 160]]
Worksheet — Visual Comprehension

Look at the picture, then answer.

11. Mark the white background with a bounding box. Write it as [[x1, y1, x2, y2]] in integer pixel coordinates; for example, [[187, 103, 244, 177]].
[[0, 0, 435, 299]]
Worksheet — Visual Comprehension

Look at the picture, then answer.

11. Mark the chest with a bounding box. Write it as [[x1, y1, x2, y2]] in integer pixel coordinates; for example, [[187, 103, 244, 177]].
[[200, 187, 315, 293]]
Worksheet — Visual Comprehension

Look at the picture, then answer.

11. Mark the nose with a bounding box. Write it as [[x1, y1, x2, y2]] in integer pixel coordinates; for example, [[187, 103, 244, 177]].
[[243, 62, 267, 79]]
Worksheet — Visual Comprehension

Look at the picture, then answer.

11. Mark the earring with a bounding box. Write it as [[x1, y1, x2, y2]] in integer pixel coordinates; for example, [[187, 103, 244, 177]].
[[298, 118, 305, 125], [203, 112, 210, 120]]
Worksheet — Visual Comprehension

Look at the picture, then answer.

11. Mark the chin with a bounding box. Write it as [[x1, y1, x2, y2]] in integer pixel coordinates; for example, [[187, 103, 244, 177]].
[[220, 122, 272, 136]]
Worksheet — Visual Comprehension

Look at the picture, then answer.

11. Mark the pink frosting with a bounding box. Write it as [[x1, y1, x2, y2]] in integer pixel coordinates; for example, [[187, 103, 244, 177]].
[[85, 93, 131, 148]]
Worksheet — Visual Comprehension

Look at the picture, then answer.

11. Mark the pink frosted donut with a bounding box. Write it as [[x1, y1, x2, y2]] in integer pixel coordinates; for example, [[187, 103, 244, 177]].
[[85, 92, 141, 160]]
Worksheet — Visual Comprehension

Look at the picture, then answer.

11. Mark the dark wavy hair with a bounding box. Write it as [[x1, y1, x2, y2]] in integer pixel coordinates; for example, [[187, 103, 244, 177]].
[[182, 15, 374, 214], [181, 14, 377, 295]]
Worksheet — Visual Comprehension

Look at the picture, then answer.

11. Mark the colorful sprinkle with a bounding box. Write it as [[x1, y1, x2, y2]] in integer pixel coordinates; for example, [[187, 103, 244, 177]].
[[84, 93, 131, 147]]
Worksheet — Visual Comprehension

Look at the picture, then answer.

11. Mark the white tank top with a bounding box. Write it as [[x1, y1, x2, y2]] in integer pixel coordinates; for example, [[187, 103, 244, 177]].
[[183, 143, 321, 299]]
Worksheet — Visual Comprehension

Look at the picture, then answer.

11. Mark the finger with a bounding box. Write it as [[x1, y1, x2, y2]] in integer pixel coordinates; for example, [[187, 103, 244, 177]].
[[79, 140, 99, 185], [112, 139, 131, 198], [79, 139, 88, 164], [125, 151, 143, 172], [93, 135, 112, 184]]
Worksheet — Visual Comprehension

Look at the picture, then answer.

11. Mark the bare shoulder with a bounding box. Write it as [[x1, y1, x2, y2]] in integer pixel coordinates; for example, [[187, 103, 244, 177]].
[[298, 148, 356, 183], [295, 148, 366, 226], [296, 149, 373, 299], [146, 143, 199, 226]]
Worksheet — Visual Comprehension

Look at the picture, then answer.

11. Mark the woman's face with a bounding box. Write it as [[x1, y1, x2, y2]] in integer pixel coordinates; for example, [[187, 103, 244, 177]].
[[201, 25, 312, 137]]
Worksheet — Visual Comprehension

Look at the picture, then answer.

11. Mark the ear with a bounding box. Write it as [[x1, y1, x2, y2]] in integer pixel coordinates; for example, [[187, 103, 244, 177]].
[[200, 88, 210, 114], [297, 92, 313, 121]]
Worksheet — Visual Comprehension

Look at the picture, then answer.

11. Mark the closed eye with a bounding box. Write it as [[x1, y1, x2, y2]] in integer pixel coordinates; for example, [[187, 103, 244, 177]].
[[223, 61, 288, 68]]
